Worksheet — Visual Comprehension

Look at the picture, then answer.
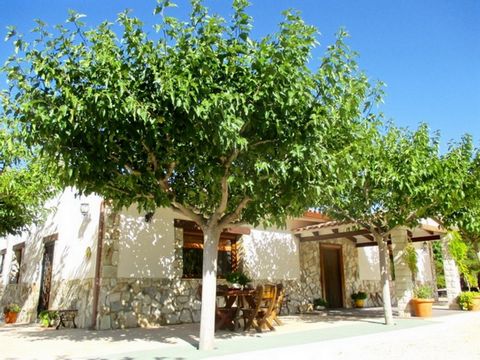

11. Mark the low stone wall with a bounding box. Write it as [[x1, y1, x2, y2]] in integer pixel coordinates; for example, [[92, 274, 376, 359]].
[[49, 279, 95, 328], [0, 283, 39, 322], [97, 278, 202, 329]]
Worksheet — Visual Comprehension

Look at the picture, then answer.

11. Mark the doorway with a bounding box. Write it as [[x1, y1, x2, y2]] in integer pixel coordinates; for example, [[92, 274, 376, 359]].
[[320, 244, 345, 308], [37, 241, 55, 313]]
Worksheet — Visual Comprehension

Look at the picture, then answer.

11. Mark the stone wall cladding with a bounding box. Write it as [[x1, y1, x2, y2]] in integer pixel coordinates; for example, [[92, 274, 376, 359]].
[[0, 283, 38, 322], [49, 279, 94, 328], [98, 277, 203, 329], [299, 239, 361, 309]]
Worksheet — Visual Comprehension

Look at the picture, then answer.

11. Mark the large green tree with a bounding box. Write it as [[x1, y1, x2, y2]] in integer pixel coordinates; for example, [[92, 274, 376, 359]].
[[0, 128, 57, 237], [2, 0, 378, 349], [317, 123, 469, 324]]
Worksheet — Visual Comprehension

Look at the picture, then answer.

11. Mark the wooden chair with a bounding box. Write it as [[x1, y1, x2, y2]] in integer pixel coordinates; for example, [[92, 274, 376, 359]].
[[242, 284, 277, 332], [269, 283, 286, 326], [196, 285, 237, 331]]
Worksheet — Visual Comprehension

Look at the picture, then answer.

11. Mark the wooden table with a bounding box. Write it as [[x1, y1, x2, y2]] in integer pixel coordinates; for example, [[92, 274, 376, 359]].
[[216, 288, 256, 330]]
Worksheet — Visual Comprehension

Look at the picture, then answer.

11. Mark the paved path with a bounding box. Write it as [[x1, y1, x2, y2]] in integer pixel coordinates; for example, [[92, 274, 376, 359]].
[[1, 309, 479, 359]]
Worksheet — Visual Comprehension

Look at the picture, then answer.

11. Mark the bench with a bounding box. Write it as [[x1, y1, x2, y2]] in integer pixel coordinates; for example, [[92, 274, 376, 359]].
[[50, 309, 78, 329]]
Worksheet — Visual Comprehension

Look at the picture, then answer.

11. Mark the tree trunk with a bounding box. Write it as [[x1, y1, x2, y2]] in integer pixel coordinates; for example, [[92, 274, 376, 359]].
[[376, 234, 394, 325], [198, 225, 220, 351]]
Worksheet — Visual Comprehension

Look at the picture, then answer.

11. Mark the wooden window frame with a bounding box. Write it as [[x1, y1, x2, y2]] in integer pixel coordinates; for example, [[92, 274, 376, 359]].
[[0, 249, 6, 275], [11, 242, 25, 284], [175, 219, 239, 279]]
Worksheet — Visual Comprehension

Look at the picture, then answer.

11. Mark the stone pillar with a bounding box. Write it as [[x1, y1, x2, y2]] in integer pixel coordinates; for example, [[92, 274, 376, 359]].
[[391, 226, 413, 317], [441, 233, 461, 309], [97, 207, 121, 330]]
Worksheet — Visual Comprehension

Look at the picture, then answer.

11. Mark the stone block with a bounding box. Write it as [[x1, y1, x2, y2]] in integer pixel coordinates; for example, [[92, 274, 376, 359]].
[[192, 310, 201, 322], [165, 313, 179, 324], [125, 311, 138, 328], [102, 265, 118, 278], [111, 251, 119, 266], [110, 301, 123, 312], [179, 309, 192, 323], [144, 295, 152, 305], [109, 292, 121, 303], [176, 295, 189, 304], [99, 315, 111, 330]]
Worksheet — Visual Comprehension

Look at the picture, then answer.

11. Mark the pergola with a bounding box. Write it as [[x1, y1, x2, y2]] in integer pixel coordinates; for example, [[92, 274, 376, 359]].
[[293, 220, 446, 246]]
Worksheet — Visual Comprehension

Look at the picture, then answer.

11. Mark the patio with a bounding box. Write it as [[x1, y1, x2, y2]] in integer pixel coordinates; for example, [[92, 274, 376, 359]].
[[0, 304, 468, 360]]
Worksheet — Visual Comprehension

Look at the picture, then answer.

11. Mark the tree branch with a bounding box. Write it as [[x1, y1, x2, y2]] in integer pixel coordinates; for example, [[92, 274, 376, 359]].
[[171, 201, 205, 226], [214, 149, 239, 220], [219, 196, 251, 228]]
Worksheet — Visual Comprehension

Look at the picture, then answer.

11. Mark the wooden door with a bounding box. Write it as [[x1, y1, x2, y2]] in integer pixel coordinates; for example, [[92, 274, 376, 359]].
[[320, 245, 345, 308], [37, 242, 55, 313]]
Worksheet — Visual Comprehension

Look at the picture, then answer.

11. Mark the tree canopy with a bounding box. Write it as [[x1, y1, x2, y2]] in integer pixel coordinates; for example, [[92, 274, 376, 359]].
[[315, 122, 476, 324], [0, 128, 57, 237], [1, 0, 380, 349]]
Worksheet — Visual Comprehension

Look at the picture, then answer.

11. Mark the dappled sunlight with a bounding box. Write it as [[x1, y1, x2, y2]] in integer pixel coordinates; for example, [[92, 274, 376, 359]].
[[118, 207, 180, 279], [242, 229, 299, 281]]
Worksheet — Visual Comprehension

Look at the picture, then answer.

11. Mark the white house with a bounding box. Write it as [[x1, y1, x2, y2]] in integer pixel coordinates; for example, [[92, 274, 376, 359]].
[[0, 188, 460, 328]]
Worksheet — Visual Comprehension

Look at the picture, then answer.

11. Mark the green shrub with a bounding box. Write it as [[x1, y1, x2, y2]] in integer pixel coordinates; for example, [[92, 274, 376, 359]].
[[351, 291, 368, 300], [225, 271, 251, 286], [38, 310, 59, 327], [414, 285, 433, 299], [3, 303, 21, 313], [457, 291, 480, 310], [403, 242, 418, 282], [313, 298, 328, 307]]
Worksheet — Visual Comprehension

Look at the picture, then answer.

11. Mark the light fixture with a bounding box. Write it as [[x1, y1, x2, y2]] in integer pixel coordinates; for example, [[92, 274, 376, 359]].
[[80, 203, 90, 216], [422, 241, 428, 253]]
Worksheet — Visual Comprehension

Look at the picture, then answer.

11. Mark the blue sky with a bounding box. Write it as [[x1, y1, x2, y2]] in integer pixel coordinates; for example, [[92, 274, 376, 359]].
[[0, 0, 478, 147]]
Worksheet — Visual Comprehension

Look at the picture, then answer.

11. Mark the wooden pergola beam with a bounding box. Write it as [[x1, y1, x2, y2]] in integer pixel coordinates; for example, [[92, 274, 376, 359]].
[[356, 234, 441, 247], [300, 229, 370, 242], [363, 234, 374, 242]]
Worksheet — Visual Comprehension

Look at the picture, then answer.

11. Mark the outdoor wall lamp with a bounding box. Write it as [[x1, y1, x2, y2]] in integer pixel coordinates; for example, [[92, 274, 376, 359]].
[[80, 203, 90, 216], [422, 241, 429, 253]]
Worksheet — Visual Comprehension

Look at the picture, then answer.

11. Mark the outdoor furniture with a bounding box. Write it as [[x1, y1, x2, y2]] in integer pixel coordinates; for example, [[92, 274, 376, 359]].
[[242, 284, 277, 332], [196, 285, 254, 331], [216, 287, 257, 330], [269, 283, 286, 326], [54, 309, 78, 329]]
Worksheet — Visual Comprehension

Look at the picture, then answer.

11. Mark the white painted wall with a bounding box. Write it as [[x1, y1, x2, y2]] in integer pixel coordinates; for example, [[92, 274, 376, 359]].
[[358, 247, 381, 280], [242, 228, 300, 280], [415, 242, 433, 282], [358, 243, 434, 282], [117, 208, 300, 281], [117, 207, 188, 278], [0, 188, 102, 287]]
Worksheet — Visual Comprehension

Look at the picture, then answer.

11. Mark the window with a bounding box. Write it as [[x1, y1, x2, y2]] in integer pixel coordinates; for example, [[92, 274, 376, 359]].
[[175, 219, 239, 279], [9, 243, 25, 284], [0, 250, 5, 275]]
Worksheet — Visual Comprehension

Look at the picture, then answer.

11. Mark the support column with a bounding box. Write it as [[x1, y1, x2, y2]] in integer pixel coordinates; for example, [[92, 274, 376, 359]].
[[97, 207, 121, 330], [391, 226, 414, 317], [441, 233, 461, 309]]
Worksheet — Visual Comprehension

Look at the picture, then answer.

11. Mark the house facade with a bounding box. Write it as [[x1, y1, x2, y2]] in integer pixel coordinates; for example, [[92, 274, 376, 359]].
[[0, 188, 460, 329]]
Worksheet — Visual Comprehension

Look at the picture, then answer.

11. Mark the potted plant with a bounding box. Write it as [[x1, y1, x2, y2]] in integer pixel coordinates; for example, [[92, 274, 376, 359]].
[[3, 303, 21, 324], [313, 298, 328, 310], [411, 284, 434, 317], [38, 310, 59, 327], [351, 291, 368, 308], [225, 271, 251, 289], [457, 291, 480, 311]]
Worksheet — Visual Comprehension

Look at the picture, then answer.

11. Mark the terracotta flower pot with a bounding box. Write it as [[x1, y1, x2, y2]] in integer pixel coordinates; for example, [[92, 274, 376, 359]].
[[4, 311, 19, 324], [354, 299, 365, 308], [412, 298, 434, 317], [468, 296, 480, 311]]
